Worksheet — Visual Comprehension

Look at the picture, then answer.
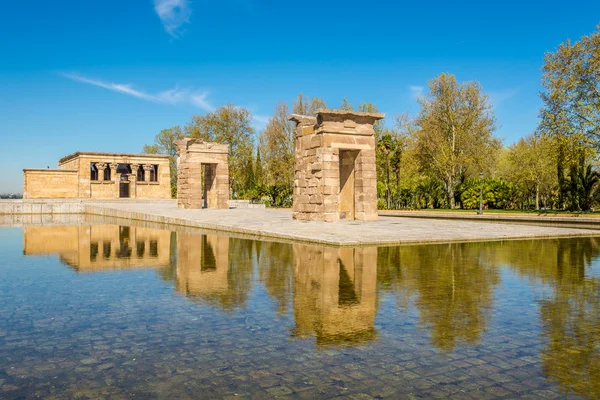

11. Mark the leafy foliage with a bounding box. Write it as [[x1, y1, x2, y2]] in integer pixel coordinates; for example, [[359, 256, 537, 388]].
[[185, 104, 255, 196], [412, 73, 501, 208], [539, 25, 600, 149], [142, 126, 184, 197]]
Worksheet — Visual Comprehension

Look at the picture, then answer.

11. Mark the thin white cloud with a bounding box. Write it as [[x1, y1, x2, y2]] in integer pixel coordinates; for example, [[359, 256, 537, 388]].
[[190, 93, 215, 112], [409, 85, 424, 100], [252, 115, 271, 125], [490, 88, 519, 108], [154, 0, 191, 38], [61, 72, 213, 111]]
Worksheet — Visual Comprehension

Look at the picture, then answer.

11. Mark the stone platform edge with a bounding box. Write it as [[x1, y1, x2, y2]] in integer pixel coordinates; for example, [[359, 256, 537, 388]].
[[2, 200, 600, 247], [380, 211, 600, 225], [82, 205, 600, 248]]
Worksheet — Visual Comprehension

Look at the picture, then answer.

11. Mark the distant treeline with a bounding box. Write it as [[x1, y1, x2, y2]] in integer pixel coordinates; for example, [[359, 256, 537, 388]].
[[143, 26, 600, 212]]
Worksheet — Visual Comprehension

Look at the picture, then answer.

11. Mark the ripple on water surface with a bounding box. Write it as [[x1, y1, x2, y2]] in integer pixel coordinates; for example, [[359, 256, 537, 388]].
[[0, 223, 599, 399]]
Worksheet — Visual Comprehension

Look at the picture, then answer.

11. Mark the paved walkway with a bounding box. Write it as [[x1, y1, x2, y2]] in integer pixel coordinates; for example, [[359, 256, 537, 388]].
[[85, 201, 600, 246]]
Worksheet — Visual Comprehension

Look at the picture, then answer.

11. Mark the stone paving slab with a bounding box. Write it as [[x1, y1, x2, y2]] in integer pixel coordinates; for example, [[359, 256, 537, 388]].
[[85, 201, 600, 246]]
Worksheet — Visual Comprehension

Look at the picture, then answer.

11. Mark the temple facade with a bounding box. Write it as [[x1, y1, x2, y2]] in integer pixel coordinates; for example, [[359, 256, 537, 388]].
[[23, 152, 171, 199]]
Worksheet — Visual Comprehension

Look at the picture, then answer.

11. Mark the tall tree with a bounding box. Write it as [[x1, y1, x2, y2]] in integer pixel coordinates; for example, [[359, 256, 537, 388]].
[[340, 97, 353, 111], [185, 104, 255, 195], [292, 92, 327, 115], [502, 133, 557, 210], [142, 126, 184, 196], [539, 25, 600, 149], [377, 129, 406, 209], [413, 73, 500, 208], [259, 101, 295, 187], [255, 147, 265, 187]]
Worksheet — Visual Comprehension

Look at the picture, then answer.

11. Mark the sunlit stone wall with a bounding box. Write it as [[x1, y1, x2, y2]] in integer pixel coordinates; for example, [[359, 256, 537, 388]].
[[23, 152, 171, 199], [176, 139, 229, 209], [289, 109, 384, 222]]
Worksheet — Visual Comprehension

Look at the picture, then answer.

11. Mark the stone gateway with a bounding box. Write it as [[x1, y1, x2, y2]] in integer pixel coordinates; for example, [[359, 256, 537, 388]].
[[176, 138, 229, 209], [289, 109, 384, 222]]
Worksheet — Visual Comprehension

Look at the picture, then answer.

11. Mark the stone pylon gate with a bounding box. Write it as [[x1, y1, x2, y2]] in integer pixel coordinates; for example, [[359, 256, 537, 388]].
[[289, 109, 384, 222], [176, 138, 229, 209]]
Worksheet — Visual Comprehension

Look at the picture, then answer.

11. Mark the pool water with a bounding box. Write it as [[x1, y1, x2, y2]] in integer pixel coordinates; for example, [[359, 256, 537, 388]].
[[0, 223, 598, 399]]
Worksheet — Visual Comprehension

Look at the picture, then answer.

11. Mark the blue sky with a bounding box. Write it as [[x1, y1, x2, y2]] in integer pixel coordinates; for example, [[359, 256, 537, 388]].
[[1, 0, 599, 193]]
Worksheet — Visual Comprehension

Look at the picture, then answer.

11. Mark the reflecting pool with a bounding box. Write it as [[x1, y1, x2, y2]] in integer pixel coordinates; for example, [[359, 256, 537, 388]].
[[1, 223, 599, 399]]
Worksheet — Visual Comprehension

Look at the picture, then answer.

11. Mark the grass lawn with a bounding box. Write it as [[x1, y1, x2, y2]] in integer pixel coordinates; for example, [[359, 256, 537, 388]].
[[381, 208, 600, 217]]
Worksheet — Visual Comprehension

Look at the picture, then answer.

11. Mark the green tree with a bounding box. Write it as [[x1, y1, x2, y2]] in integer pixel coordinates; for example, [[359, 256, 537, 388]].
[[292, 92, 327, 115], [259, 101, 295, 187], [340, 97, 353, 111], [255, 147, 265, 187], [185, 104, 255, 196], [413, 73, 500, 208], [377, 129, 406, 209], [539, 25, 600, 149], [578, 164, 599, 211], [142, 126, 184, 197], [501, 133, 557, 210]]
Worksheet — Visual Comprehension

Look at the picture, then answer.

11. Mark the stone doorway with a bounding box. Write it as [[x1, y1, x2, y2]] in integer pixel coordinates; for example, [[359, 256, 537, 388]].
[[339, 150, 359, 220], [201, 163, 218, 209], [119, 179, 130, 198], [289, 109, 384, 222], [176, 138, 229, 209]]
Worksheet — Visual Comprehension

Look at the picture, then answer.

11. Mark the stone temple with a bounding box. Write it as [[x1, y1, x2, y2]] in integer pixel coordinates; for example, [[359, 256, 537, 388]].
[[23, 152, 171, 199], [289, 109, 384, 222], [176, 138, 229, 209]]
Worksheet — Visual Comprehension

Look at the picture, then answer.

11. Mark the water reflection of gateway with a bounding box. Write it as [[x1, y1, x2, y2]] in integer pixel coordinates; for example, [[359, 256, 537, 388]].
[[292, 245, 378, 346], [176, 233, 230, 294], [23, 225, 171, 271], [174, 233, 253, 310]]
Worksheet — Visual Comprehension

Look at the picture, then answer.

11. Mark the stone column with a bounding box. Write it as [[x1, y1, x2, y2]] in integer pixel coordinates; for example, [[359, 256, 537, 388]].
[[130, 164, 138, 198], [215, 161, 229, 209], [96, 163, 107, 182], [143, 164, 154, 182], [109, 163, 119, 198]]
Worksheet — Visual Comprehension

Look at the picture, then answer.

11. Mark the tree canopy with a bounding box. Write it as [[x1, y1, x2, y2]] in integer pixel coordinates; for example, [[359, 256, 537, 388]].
[[412, 73, 500, 208]]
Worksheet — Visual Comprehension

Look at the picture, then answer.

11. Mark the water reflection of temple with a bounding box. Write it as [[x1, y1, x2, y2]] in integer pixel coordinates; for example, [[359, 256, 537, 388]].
[[23, 225, 171, 271], [292, 244, 378, 347], [173, 232, 253, 311]]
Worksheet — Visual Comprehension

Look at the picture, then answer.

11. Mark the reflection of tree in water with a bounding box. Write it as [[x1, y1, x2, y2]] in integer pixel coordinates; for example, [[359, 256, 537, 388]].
[[504, 237, 600, 398], [257, 241, 294, 316], [214, 238, 253, 311], [540, 279, 600, 398], [158, 232, 178, 282], [378, 242, 500, 351]]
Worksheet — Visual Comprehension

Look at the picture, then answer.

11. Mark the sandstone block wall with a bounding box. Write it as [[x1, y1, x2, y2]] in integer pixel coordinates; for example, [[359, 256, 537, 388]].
[[23, 169, 79, 199], [289, 109, 384, 222], [59, 153, 171, 200], [24, 152, 171, 200], [176, 138, 229, 209]]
